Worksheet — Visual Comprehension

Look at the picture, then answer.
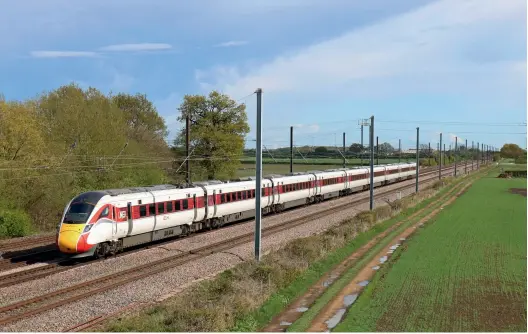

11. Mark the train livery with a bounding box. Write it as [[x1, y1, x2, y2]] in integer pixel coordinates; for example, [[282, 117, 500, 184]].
[[56, 163, 417, 258]]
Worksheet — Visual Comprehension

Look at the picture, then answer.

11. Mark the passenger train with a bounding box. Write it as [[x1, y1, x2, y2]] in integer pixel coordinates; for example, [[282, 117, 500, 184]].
[[56, 162, 417, 258]]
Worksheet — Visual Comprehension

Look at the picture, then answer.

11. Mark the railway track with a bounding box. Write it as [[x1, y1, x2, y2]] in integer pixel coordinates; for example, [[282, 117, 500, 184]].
[[0, 163, 467, 289], [0, 163, 477, 327], [0, 236, 55, 253]]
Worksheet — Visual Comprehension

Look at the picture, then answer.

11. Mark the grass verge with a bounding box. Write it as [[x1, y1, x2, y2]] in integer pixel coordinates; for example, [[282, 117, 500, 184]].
[[333, 168, 526, 332], [100, 174, 465, 332]]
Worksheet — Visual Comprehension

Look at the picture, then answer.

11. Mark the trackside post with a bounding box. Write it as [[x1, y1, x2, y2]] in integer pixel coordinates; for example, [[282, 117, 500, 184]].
[[439, 133, 442, 180], [255, 88, 263, 262], [455, 136, 458, 177], [416, 127, 419, 193], [369, 116, 374, 210]]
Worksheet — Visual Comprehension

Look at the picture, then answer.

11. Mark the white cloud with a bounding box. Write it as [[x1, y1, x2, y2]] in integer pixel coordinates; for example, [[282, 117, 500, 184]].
[[293, 123, 320, 133], [99, 43, 172, 52], [197, 0, 525, 99], [30, 50, 98, 58], [214, 40, 249, 48]]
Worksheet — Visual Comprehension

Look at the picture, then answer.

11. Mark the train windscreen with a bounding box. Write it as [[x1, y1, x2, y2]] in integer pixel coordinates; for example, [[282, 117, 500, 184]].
[[63, 191, 106, 224]]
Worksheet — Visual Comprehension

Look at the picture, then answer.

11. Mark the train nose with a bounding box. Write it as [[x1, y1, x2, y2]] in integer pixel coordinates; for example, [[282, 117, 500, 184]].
[[57, 224, 84, 253]]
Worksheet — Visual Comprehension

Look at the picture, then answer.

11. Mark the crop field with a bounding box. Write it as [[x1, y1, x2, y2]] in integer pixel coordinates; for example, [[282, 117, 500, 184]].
[[334, 173, 527, 332]]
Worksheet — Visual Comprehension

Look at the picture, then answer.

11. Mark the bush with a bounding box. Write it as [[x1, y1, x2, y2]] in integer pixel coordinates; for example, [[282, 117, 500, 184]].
[[0, 209, 34, 238]]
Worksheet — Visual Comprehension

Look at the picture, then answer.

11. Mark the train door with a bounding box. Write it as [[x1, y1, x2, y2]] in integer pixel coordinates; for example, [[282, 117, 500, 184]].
[[193, 194, 198, 221], [126, 202, 133, 236], [318, 176, 323, 194], [212, 190, 217, 217]]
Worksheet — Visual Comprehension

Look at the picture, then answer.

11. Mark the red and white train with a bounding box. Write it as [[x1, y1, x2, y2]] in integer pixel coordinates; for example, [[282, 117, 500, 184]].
[[56, 162, 416, 258]]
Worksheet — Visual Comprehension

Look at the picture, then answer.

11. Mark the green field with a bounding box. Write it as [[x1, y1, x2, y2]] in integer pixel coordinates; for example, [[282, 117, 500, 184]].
[[334, 172, 527, 332], [498, 162, 527, 171]]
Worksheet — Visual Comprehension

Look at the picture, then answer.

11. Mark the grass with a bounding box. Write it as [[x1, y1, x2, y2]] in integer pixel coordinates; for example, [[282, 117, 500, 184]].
[[334, 169, 527, 332], [498, 162, 527, 171], [101, 176, 459, 332]]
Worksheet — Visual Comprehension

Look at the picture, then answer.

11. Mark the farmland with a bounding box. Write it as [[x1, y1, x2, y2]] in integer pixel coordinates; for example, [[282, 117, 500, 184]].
[[334, 171, 527, 332]]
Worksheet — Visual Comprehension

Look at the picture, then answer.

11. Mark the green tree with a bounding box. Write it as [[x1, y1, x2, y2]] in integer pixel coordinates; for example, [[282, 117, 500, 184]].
[[500, 143, 525, 159], [175, 91, 250, 180], [349, 143, 363, 154], [378, 142, 395, 153], [314, 146, 328, 153], [0, 100, 45, 162], [112, 93, 168, 153]]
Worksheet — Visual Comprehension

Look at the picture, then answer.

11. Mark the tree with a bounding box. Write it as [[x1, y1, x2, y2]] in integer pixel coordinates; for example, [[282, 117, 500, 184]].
[[0, 100, 45, 161], [349, 143, 363, 154], [378, 142, 395, 153], [175, 91, 250, 180], [500, 143, 525, 159], [314, 146, 328, 153], [112, 93, 168, 139]]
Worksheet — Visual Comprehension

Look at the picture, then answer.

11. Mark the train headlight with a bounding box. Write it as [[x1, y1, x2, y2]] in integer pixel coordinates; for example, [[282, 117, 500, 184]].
[[83, 224, 93, 233]]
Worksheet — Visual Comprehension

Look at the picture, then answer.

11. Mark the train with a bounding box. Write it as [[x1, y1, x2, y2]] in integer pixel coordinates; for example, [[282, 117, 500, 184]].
[[56, 162, 417, 258]]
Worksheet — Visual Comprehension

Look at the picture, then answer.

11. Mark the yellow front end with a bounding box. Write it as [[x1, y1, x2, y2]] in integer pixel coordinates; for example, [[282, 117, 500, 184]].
[[57, 223, 84, 254]]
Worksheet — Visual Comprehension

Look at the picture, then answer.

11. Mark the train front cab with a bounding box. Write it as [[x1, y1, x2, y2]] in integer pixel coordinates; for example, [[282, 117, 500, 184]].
[[56, 191, 106, 257]]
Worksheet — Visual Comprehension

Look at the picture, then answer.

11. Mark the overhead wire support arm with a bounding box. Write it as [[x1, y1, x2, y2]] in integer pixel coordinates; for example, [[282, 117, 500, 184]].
[[262, 144, 278, 163], [109, 141, 129, 169]]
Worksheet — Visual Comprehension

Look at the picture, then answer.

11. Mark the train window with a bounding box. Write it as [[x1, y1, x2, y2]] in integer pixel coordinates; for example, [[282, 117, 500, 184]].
[[251, 190, 255, 198], [175, 201, 181, 211], [183, 200, 188, 210], [167, 201, 173, 212], [139, 205, 147, 217], [158, 202, 165, 214], [262, 188, 265, 196], [99, 206, 109, 219], [220, 194, 225, 203], [237, 191, 242, 200], [149, 203, 155, 216], [242, 191, 246, 200]]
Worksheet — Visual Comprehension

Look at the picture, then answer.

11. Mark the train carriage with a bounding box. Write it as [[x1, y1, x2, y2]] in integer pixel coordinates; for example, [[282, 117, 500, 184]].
[[385, 164, 402, 184], [200, 179, 271, 226], [311, 169, 348, 201], [372, 165, 387, 187], [400, 162, 416, 179], [344, 167, 370, 192], [269, 173, 315, 211]]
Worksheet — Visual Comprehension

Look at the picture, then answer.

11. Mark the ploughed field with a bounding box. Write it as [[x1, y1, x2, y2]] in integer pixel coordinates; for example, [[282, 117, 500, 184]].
[[335, 174, 527, 332]]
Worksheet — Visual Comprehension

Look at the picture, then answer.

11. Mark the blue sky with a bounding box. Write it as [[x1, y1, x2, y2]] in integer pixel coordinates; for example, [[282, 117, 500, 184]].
[[0, 0, 526, 151]]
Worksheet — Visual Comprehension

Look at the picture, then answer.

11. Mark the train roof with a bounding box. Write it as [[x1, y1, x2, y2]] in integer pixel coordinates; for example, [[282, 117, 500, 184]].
[[100, 184, 196, 196], [92, 162, 416, 197]]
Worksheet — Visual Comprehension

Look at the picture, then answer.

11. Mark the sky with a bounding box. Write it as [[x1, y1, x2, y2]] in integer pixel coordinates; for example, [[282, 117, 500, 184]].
[[0, 0, 526, 151]]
